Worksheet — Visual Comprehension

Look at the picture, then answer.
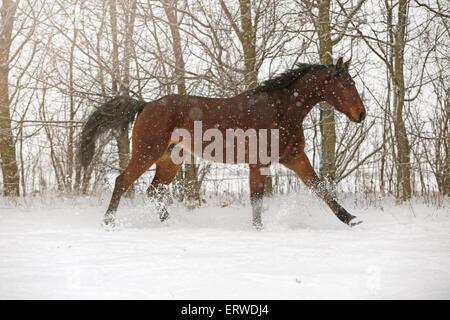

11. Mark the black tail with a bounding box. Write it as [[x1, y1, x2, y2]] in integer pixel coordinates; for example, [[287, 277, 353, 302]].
[[78, 96, 145, 168]]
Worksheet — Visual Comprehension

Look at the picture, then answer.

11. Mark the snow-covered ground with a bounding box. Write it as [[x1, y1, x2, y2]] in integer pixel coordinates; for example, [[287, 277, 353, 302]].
[[0, 193, 449, 299]]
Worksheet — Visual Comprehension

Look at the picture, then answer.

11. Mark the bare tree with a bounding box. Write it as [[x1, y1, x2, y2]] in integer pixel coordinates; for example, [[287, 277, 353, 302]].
[[0, 0, 20, 196], [298, 0, 367, 187]]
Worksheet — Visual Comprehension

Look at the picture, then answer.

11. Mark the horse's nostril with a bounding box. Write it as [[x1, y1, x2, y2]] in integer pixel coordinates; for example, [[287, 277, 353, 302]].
[[359, 111, 366, 122]]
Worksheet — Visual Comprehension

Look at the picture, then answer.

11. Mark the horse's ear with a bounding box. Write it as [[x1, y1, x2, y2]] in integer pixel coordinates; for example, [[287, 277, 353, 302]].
[[336, 57, 344, 70], [343, 58, 351, 70]]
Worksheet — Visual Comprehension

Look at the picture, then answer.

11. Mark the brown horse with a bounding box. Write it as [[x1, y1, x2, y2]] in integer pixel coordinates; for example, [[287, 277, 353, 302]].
[[79, 57, 366, 229]]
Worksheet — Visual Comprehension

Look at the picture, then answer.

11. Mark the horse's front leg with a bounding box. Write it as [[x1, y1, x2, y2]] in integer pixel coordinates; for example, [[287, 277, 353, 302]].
[[282, 153, 362, 227], [249, 165, 267, 230]]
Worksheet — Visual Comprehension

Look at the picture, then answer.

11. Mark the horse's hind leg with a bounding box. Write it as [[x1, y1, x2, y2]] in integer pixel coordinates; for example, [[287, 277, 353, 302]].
[[147, 147, 181, 222], [104, 121, 173, 228], [104, 151, 165, 227]]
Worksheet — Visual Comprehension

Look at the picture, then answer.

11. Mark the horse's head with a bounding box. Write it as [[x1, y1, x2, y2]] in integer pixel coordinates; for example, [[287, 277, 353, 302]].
[[322, 57, 366, 123]]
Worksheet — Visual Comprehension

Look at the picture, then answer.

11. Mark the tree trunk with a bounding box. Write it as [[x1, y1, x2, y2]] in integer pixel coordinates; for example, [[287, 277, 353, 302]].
[[380, 0, 395, 196], [66, 27, 77, 193], [121, 0, 137, 94], [109, 0, 120, 95], [392, 0, 412, 201], [317, 0, 336, 185], [162, 0, 202, 206], [239, 0, 257, 89], [0, 0, 20, 196], [238, 0, 272, 195], [444, 87, 450, 196], [109, 0, 134, 197]]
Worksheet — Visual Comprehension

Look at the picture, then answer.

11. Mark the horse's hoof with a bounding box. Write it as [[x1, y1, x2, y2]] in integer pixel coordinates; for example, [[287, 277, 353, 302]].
[[253, 222, 264, 231], [102, 215, 117, 231], [159, 209, 169, 222], [348, 217, 363, 227], [101, 221, 117, 231], [159, 214, 169, 222]]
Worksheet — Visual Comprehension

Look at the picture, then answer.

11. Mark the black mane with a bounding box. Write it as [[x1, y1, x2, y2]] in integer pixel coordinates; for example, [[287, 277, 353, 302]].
[[252, 63, 329, 94]]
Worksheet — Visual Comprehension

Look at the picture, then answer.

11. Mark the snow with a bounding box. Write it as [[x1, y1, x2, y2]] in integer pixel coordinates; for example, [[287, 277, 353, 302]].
[[0, 194, 449, 299]]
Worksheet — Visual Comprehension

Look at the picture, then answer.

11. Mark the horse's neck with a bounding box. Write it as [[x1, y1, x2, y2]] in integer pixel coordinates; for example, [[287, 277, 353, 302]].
[[276, 81, 324, 123]]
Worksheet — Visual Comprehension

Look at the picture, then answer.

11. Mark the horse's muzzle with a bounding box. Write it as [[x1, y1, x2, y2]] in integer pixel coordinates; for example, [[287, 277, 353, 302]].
[[356, 110, 366, 123]]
